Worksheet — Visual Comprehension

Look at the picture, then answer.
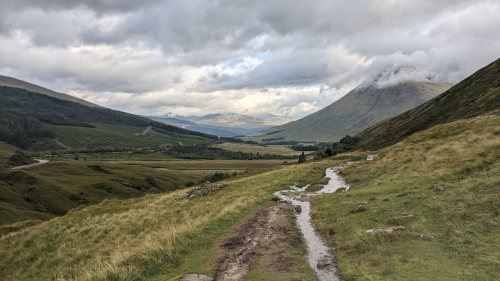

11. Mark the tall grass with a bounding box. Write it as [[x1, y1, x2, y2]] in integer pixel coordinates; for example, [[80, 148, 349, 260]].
[[313, 115, 500, 280], [0, 154, 360, 280]]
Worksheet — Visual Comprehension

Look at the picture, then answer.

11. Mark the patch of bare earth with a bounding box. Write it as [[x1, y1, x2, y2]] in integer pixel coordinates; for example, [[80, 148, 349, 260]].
[[214, 203, 299, 281]]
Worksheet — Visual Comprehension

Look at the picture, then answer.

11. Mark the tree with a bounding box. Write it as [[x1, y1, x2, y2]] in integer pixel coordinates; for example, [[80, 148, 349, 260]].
[[298, 151, 306, 163]]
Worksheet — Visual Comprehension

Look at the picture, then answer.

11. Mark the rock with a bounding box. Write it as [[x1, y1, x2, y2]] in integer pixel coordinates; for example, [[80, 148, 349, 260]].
[[397, 190, 415, 197], [366, 154, 379, 161], [436, 186, 445, 192], [358, 201, 368, 205], [367, 226, 405, 235], [415, 234, 435, 241], [402, 214, 415, 218], [180, 274, 214, 281], [349, 204, 366, 213], [366, 228, 384, 235], [316, 256, 333, 269], [294, 205, 302, 213], [186, 182, 227, 198], [384, 226, 406, 234]]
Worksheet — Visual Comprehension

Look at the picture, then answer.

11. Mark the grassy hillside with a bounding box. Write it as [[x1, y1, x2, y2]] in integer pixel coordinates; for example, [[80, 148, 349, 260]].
[[1, 114, 498, 280], [0, 86, 216, 150], [313, 115, 500, 280], [251, 82, 449, 142], [0, 153, 361, 281], [0, 75, 100, 108], [356, 58, 500, 150]]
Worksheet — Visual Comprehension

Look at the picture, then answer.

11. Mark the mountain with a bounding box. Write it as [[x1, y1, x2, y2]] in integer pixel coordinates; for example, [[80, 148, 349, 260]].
[[0, 75, 100, 108], [355, 57, 500, 150], [0, 84, 216, 150], [148, 116, 251, 137], [252, 81, 450, 142], [151, 113, 297, 137], [180, 113, 282, 130]]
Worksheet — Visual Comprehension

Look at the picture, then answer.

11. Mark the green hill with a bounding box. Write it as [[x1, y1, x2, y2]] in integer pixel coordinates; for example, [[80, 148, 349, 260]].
[[356, 58, 500, 150], [0, 75, 100, 108], [0, 86, 216, 150], [252, 81, 450, 142]]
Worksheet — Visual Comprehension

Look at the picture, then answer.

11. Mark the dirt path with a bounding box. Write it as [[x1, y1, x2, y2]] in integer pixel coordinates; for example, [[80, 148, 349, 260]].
[[135, 126, 152, 136], [11, 159, 50, 170], [214, 203, 299, 281]]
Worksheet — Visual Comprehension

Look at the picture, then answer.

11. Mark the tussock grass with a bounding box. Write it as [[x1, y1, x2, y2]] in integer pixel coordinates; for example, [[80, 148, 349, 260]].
[[313, 115, 500, 280], [0, 153, 360, 280]]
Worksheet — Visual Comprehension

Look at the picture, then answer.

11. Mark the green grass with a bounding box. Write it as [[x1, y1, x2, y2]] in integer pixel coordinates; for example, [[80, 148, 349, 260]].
[[312, 115, 500, 280], [213, 142, 300, 156], [0, 153, 360, 281], [0, 159, 230, 227], [45, 124, 210, 150]]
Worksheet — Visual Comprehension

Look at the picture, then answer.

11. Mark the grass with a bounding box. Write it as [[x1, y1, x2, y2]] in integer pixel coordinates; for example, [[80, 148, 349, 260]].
[[312, 115, 500, 280], [213, 142, 300, 156], [0, 153, 360, 281], [0, 142, 18, 168], [43, 124, 210, 150], [0, 158, 238, 227]]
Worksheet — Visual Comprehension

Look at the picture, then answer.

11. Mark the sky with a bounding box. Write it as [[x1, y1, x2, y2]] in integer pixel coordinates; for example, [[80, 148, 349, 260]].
[[0, 0, 499, 118]]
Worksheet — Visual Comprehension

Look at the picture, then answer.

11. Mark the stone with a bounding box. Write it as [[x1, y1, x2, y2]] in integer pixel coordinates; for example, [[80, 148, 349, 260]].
[[367, 226, 405, 235], [186, 182, 227, 198], [397, 190, 415, 197], [366, 228, 384, 235], [316, 256, 333, 269], [415, 234, 435, 241], [294, 205, 302, 213], [180, 274, 214, 281], [358, 201, 368, 205], [349, 204, 366, 213]]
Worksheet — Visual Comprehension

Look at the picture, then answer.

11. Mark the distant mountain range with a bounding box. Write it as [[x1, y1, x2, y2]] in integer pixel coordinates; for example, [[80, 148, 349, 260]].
[[249, 81, 451, 142], [151, 113, 297, 137]]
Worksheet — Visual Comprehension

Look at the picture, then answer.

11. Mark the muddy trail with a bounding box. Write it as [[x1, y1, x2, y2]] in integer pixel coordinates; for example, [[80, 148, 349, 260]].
[[184, 161, 362, 281], [215, 203, 301, 281]]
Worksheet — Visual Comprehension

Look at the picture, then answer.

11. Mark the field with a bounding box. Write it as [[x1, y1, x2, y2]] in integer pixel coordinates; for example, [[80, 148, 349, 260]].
[[213, 142, 300, 156], [0, 153, 285, 230], [313, 115, 500, 280], [1, 115, 499, 280], [0, 153, 362, 280]]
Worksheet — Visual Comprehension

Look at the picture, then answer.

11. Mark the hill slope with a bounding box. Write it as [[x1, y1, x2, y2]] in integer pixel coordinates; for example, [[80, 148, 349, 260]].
[[0, 75, 100, 108], [0, 86, 215, 150], [254, 81, 450, 142], [356, 57, 500, 150]]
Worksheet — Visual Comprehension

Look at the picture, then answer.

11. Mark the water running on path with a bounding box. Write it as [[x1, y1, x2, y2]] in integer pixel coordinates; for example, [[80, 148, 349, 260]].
[[274, 163, 352, 281]]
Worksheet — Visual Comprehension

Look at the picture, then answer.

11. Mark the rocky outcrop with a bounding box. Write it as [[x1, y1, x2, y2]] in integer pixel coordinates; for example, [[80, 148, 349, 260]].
[[186, 182, 227, 198]]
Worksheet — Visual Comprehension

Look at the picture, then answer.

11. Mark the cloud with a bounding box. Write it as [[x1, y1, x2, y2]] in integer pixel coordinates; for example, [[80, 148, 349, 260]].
[[0, 0, 499, 118]]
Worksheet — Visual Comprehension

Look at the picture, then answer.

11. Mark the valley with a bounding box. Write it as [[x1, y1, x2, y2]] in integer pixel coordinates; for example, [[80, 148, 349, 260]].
[[0, 10, 499, 279]]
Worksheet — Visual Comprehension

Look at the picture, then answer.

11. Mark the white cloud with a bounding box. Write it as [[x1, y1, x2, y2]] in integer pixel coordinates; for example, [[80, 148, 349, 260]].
[[0, 0, 499, 118]]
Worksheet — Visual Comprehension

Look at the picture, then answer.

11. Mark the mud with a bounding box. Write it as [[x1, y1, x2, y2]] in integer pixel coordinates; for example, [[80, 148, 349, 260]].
[[214, 203, 296, 281]]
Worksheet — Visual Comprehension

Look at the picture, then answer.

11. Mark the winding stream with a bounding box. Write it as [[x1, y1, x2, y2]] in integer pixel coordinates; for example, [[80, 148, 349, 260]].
[[274, 163, 352, 281]]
